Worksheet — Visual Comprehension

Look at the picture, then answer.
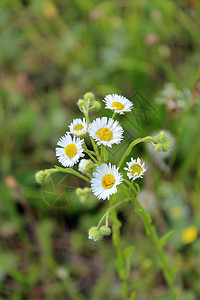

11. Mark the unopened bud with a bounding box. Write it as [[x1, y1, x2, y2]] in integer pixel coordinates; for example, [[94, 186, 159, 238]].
[[88, 226, 102, 241], [162, 139, 171, 152], [91, 101, 101, 111], [80, 196, 87, 203], [83, 187, 91, 194], [159, 131, 167, 141], [76, 188, 83, 196], [100, 226, 111, 236], [154, 143, 163, 152], [77, 99, 85, 108], [84, 92, 94, 101]]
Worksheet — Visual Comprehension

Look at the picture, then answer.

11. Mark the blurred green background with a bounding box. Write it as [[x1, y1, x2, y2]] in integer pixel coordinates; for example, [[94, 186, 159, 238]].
[[0, 0, 200, 299]]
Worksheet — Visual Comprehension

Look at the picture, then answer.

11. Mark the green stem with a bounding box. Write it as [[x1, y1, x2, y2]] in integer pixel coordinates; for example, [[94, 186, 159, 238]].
[[55, 166, 90, 183], [112, 111, 116, 119], [110, 195, 129, 300], [131, 196, 177, 298], [97, 197, 130, 229], [83, 142, 98, 164], [117, 136, 152, 168]]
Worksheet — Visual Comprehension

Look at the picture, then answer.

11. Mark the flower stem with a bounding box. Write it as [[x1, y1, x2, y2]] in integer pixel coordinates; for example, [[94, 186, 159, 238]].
[[55, 166, 90, 182], [97, 197, 130, 229], [131, 196, 178, 298], [117, 136, 152, 168], [83, 142, 99, 164], [110, 195, 130, 300]]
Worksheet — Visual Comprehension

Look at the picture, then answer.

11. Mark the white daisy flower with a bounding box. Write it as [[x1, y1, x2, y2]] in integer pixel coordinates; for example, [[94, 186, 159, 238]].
[[91, 163, 123, 200], [124, 157, 146, 180], [104, 94, 133, 114], [88, 117, 124, 147], [55, 134, 85, 167], [69, 118, 87, 136]]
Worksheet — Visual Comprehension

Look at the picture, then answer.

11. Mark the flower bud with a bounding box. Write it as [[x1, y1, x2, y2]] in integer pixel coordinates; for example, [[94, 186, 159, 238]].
[[78, 159, 95, 175], [80, 196, 87, 203], [76, 188, 83, 196], [84, 92, 94, 101], [77, 99, 85, 108], [154, 143, 163, 152], [162, 139, 171, 152], [91, 101, 101, 111], [159, 131, 167, 141], [88, 226, 102, 241], [100, 226, 111, 236], [35, 170, 46, 184], [35, 170, 52, 184], [83, 187, 91, 194]]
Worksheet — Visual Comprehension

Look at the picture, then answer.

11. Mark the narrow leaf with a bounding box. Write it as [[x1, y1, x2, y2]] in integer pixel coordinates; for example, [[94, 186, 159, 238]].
[[159, 230, 175, 248]]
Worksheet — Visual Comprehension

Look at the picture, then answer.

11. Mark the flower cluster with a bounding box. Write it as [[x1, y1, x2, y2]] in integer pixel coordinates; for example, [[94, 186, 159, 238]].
[[55, 93, 147, 203], [36, 91, 171, 241]]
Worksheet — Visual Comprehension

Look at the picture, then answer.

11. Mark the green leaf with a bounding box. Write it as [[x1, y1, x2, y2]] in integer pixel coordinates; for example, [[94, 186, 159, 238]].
[[159, 230, 175, 248], [124, 246, 135, 277], [116, 258, 126, 280], [124, 246, 135, 258]]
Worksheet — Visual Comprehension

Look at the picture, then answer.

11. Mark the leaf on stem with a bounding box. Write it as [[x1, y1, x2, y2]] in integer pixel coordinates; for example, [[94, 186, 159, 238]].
[[159, 230, 175, 248]]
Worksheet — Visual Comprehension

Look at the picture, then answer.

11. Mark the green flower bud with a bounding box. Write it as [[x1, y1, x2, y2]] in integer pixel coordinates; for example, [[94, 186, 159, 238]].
[[80, 196, 87, 203], [35, 169, 53, 184], [91, 101, 101, 111], [35, 170, 46, 184], [100, 226, 111, 236], [159, 131, 167, 141], [88, 226, 102, 241], [154, 143, 163, 152], [83, 187, 91, 194], [79, 159, 95, 175], [162, 139, 171, 152], [84, 92, 94, 101], [77, 99, 85, 108], [76, 188, 83, 196]]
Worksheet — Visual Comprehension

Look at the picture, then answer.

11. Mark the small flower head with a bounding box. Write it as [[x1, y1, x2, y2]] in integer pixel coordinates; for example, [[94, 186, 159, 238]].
[[55, 134, 84, 167], [88, 117, 124, 147], [125, 158, 146, 180], [100, 226, 111, 236], [84, 92, 95, 101], [35, 169, 56, 184], [69, 118, 87, 137], [88, 226, 102, 241], [92, 101, 101, 111], [182, 226, 198, 244], [35, 170, 48, 184], [76, 187, 91, 203], [78, 159, 95, 174], [104, 94, 133, 114], [91, 163, 123, 200]]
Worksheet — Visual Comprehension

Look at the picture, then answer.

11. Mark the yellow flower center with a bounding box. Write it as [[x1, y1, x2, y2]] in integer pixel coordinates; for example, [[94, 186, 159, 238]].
[[65, 144, 77, 158], [74, 124, 84, 131], [130, 164, 143, 176], [182, 226, 198, 244], [102, 174, 115, 189], [97, 128, 113, 141], [111, 101, 125, 110]]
